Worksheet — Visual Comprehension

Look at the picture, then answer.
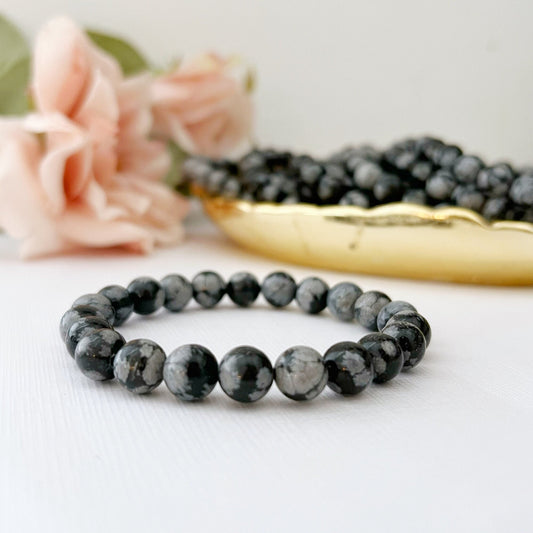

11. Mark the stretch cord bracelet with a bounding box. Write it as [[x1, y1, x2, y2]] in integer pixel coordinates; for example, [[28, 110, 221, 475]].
[[59, 272, 432, 403]]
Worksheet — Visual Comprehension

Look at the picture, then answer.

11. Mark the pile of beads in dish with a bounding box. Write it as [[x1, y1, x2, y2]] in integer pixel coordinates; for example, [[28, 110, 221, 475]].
[[60, 271, 431, 404], [183, 137, 533, 223]]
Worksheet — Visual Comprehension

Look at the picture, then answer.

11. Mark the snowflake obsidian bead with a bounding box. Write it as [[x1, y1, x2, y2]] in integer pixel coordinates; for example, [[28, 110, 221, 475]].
[[192, 271, 226, 308], [295, 277, 329, 314], [261, 272, 297, 308], [127, 277, 165, 315], [382, 321, 426, 369], [65, 316, 112, 357], [324, 342, 373, 395], [75, 329, 125, 381], [226, 272, 261, 307], [360, 333, 403, 383], [160, 274, 193, 312], [60, 305, 106, 340], [353, 291, 391, 331], [98, 285, 133, 326], [72, 293, 115, 325], [327, 282, 362, 321]]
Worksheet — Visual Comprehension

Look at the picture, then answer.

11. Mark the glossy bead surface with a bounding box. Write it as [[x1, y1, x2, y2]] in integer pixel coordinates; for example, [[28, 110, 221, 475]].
[[226, 272, 260, 307], [192, 271, 226, 308], [127, 277, 165, 315], [59, 305, 105, 340], [274, 346, 328, 401], [354, 291, 391, 331], [295, 277, 329, 314], [113, 339, 166, 394], [509, 175, 533, 207], [382, 321, 426, 370], [327, 282, 362, 321], [324, 341, 373, 395], [65, 316, 111, 357], [261, 272, 296, 308], [219, 346, 273, 403], [74, 329, 125, 381], [376, 300, 416, 331], [387, 310, 432, 346], [72, 293, 115, 325], [163, 344, 218, 401], [98, 285, 133, 326], [360, 333, 404, 383], [160, 274, 193, 312]]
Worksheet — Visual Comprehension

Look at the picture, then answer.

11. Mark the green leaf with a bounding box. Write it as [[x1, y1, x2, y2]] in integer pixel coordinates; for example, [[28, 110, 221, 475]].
[[164, 140, 189, 191], [0, 14, 31, 114], [87, 30, 149, 76]]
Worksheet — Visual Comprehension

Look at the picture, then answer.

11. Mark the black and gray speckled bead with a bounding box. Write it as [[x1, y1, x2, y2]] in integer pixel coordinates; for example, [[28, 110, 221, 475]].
[[127, 277, 165, 315], [261, 272, 297, 308], [113, 339, 166, 394], [160, 274, 193, 312], [326, 282, 363, 321], [353, 291, 391, 331], [295, 277, 329, 314], [376, 300, 417, 331], [59, 305, 106, 340], [192, 271, 226, 308], [65, 316, 111, 357], [163, 344, 218, 401], [359, 333, 404, 384], [509, 175, 533, 207], [226, 272, 260, 307], [382, 321, 426, 370], [72, 293, 115, 325], [386, 310, 432, 346], [324, 341, 373, 395], [74, 329, 125, 381], [219, 345, 273, 403], [274, 346, 328, 401], [98, 285, 133, 326]]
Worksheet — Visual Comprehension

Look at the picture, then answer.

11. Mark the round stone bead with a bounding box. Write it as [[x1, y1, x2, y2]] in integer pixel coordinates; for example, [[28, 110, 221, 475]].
[[382, 321, 426, 370], [295, 277, 329, 314], [226, 272, 260, 307], [324, 341, 373, 395], [376, 300, 417, 331], [274, 346, 328, 401], [353, 291, 391, 331], [219, 346, 273, 403], [192, 271, 226, 308], [160, 274, 193, 312], [359, 333, 404, 384], [74, 329, 125, 381], [387, 310, 432, 346], [509, 175, 533, 207], [59, 305, 105, 340], [425, 170, 456, 201], [164, 344, 218, 401], [113, 339, 166, 394], [127, 277, 165, 315], [261, 272, 296, 308], [327, 282, 363, 321], [98, 285, 133, 326], [65, 316, 111, 357], [72, 293, 115, 325]]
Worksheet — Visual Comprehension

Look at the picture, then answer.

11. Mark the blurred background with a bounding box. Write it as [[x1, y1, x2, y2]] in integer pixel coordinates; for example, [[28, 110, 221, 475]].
[[7, 0, 533, 164]]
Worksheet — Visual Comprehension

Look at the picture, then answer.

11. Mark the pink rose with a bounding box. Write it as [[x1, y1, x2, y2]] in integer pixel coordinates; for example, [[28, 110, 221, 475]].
[[0, 17, 188, 258], [151, 54, 253, 158]]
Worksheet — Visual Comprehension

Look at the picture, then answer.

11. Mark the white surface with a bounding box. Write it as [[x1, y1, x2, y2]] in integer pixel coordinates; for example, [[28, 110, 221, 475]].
[[4, 0, 533, 164], [1, 211, 533, 532]]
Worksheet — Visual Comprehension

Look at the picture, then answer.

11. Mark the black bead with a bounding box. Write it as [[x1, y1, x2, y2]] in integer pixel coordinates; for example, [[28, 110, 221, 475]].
[[382, 321, 426, 370], [476, 164, 514, 197], [65, 316, 111, 357], [453, 155, 484, 184], [262, 272, 297, 308], [226, 272, 261, 307], [451, 185, 485, 212], [360, 333, 404, 384], [509, 175, 533, 207], [436, 145, 462, 168], [59, 305, 106, 341], [353, 161, 382, 190], [339, 190, 370, 207], [98, 285, 133, 326], [206, 168, 229, 195], [127, 277, 165, 315], [72, 293, 115, 325], [410, 161, 433, 183], [295, 277, 329, 314], [299, 162, 324, 185], [373, 174, 403, 203], [160, 274, 193, 312], [386, 310, 432, 346], [192, 271, 226, 308], [426, 170, 456, 201], [316, 175, 346, 204], [376, 300, 417, 331], [402, 189, 427, 205], [75, 329, 125, 381], [353, 291, 391, 331], [482, 197, 508, 221]]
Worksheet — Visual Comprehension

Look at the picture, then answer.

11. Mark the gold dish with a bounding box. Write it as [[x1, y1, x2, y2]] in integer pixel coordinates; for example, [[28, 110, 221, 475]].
[[200, 195, 533, 286]]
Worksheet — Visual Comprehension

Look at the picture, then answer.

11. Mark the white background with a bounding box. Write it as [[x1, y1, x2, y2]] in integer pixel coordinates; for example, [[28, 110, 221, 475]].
[[2, 1, 533, 532]]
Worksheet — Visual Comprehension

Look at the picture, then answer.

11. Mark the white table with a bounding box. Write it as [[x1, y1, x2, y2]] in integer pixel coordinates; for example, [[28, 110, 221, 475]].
[[2, 208, 532, 532]]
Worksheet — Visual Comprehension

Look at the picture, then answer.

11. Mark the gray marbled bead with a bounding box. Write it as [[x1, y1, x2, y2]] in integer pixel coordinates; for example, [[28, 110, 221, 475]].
[[72, 293, 115, 325], [65, 316, 111, 357], [509, 175, 533, 207], [160, 274, 193, 312], [386, 310, 432, 346], [327, 282, 362, 321], [261, 272, 296, 308], [163, 344, 218, 401], [274, 346, 328, 401], [192, 271, 226, 308], [376, 300, 416, 331], [353, 291, 391, 331], [295, 277, 329, 314], [74, 329, 125, 381], [113, 339, 166, 394], [219, 346, 273, 403], [59, 305, 105, 340], [98, 285, 133, 326]]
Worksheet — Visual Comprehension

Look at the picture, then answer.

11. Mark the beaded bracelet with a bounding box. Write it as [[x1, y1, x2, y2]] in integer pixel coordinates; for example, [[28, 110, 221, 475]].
[[60, 271, 432, 403]]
